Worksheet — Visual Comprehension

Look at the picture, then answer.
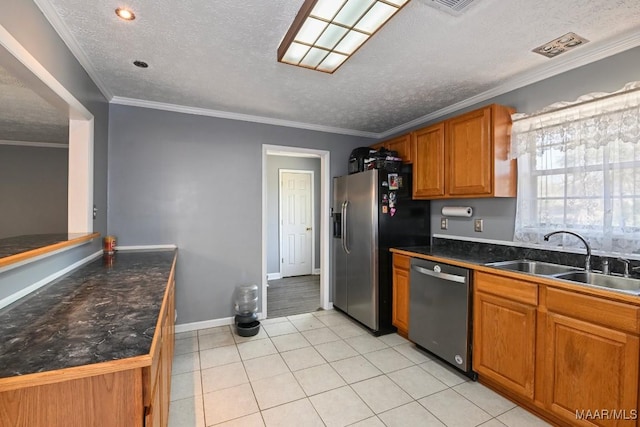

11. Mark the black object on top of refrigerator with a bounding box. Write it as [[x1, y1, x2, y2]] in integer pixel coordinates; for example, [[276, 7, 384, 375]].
[[348, 147, 376, 174], [332, 167, 430, 335]]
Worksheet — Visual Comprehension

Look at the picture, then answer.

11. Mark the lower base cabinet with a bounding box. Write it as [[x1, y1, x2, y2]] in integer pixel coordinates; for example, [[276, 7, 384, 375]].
[[474, 271, 640, 427], [0, 279, 176, 427], [391, 254, 410, 337], [474, 291, 536, 399], [144, 278, 176, 427], [542, 288, 639, 427]]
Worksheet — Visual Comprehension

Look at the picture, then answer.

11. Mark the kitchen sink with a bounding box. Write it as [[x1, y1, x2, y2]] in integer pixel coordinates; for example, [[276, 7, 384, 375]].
[[486, 259, 581, 276], [553, 271, 640, 295]]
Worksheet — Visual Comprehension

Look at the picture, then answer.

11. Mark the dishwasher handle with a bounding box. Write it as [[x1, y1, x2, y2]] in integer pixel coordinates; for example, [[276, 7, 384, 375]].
[[412, 265, 467, 284]]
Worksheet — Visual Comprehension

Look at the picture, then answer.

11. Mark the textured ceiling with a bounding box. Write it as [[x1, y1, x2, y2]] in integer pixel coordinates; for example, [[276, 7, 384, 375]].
[[0, 65, 68, 143], [26, 0, 640, 135]]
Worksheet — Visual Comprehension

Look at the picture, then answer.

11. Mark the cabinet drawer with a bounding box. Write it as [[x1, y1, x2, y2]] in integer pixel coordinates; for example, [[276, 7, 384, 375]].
[[546, 287, 640, 334], [475, 271, 538, 305], [393, 254, 410, 270]]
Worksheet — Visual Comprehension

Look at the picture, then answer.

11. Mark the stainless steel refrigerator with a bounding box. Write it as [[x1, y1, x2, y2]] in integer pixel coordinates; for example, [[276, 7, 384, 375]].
[[332, 168, 430, 334]]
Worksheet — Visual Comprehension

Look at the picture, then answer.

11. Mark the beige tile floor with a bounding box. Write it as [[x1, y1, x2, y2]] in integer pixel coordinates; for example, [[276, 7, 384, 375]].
[[169, 310, 550, 427]]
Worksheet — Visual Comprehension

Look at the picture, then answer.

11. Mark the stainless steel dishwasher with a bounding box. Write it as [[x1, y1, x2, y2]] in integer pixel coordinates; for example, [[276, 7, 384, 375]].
[[409, 258, 475, 378]]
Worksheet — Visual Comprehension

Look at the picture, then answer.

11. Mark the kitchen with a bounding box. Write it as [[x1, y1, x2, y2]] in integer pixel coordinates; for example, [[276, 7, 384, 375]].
[[1, 0, 640, 426]]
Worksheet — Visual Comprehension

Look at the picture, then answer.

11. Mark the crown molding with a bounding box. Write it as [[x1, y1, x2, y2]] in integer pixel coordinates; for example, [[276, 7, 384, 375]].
[[377, 30, 640, 139], [0, 139, 68, 148], [28, 0, 640, 140], [111, 96, 379, 138], [33, 0, 113, 101]]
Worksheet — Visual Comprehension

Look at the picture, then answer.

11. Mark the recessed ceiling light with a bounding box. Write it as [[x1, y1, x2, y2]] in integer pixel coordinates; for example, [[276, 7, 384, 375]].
[[115, 7, 135, 21], [532, 32, 589, 58], [278, 0, 410, 73], [133, 60, 148, 68]]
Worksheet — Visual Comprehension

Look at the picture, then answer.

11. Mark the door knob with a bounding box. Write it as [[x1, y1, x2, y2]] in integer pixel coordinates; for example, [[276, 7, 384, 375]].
[[306, 227, 312, 231]]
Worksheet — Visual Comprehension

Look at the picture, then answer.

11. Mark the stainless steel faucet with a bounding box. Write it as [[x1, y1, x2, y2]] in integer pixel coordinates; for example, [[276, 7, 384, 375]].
[[617, 258, 631, 277], [543, 231, 591, 271]]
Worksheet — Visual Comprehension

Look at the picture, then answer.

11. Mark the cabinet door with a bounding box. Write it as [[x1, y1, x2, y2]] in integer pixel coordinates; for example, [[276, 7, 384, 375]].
[[392, 255, 410, 335], [473, 291, 536, 400], [447, 106, 492, 196], [386, 134, 412, 163], [161, 308, 171, 427], [370, 142, 385, 151], [150, 371, 162, 427], [412, 123, 445, 198], [544, 313, 639, 426]]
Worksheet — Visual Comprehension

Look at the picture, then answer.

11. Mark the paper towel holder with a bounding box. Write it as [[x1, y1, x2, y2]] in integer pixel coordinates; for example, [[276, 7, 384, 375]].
[[441, 206, 473, 217]]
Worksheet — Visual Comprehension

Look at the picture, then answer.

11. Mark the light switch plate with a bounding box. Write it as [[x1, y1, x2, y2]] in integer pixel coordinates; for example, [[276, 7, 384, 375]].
[[440, 217, 448, 230], [474, 219, 483, 232]]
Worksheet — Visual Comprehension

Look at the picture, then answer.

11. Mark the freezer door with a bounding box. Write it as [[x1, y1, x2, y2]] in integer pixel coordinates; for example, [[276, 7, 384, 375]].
[[345, 170, 378, 330], [332, 176, 348, 312]]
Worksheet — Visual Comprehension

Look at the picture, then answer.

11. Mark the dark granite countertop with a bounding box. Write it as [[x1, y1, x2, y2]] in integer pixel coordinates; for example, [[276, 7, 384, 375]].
[[392, 245, 506, 265], [394, 237, 604, 270], [393, 238, 640, 299], [0, 249, 176, 379]]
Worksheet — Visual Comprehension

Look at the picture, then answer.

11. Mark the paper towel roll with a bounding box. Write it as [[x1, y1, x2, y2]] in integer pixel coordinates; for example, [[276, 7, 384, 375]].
[[441, 206, 473, 217]]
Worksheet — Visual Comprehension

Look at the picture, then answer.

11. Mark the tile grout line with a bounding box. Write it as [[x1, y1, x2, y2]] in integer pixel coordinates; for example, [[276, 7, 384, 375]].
[[172, 311, 542, 427]]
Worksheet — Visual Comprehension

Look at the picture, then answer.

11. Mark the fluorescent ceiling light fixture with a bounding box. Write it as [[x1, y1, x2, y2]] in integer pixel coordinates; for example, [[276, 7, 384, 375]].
[[278, 0, 410, 73]]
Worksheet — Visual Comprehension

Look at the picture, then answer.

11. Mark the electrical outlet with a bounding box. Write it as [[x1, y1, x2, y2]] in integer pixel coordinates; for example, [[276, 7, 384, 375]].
[[474, 219, 483, 232], [440, 217, 448, 230]]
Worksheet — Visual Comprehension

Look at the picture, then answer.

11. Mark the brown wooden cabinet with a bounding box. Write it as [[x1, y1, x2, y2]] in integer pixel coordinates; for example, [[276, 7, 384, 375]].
[[473, 272, 537, 400], [542, 288, 639, 427], [371, 133, 412, 163], [412, 104, 516, 199], [392, 254, 411, 337], [144, 278, 176, 427], [412, 123, 445, 198], [473, 269, 640, 427]]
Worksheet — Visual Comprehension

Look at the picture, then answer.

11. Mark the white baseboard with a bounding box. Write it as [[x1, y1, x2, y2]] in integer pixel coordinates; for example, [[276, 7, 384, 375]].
[[175, 312, 265, 333], [0, 250, 102, 310], [268, 270, 320, 280], [267, 272, 282, 280], [115, 244, 177, 251], [325, 302, 334, 310]]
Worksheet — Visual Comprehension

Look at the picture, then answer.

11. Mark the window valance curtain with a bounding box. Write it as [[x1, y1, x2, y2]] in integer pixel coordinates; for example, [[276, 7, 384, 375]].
[[511, 81, 640, 158], [510, 81, 640, 255]]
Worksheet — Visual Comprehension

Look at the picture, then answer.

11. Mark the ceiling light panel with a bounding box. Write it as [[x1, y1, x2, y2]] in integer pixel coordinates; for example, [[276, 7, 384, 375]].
[[333, 0, 375, 27], [355, 2, 397, 34], [278, 0, 411, 73]]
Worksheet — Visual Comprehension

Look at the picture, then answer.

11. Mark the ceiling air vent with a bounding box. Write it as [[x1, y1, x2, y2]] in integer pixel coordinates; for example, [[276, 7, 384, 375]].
[[532, 32, 589, 58], [423, 0, 478, 15]]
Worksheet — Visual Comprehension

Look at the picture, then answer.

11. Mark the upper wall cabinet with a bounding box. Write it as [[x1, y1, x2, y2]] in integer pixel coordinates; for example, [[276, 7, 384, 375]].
[[412, 122, 445, 198], [371, 134, 412, 164], [412, 104, 516, 199]]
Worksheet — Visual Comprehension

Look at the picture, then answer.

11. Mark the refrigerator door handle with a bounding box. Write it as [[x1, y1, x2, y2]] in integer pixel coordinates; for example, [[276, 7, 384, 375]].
[[341, 201, 350, 254]]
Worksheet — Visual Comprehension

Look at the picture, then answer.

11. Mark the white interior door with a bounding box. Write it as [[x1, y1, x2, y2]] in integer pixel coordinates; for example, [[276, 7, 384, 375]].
[[281, 171, 313, 277]]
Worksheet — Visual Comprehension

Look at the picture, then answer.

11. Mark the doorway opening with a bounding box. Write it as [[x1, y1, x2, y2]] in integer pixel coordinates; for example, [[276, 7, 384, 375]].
[[262, 145, 331, 319]]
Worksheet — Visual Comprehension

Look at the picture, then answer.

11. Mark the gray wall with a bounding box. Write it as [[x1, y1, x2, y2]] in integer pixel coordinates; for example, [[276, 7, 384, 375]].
[[108, 104, 370, 325], [266, 156, 321, 275], [0, 1, 109, 295], [420, 46, 640, 242], [0, 145, 68, 238]]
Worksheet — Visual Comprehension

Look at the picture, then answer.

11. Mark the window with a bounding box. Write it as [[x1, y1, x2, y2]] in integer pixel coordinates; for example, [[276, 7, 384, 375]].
[[511, 81, 640, 255]]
